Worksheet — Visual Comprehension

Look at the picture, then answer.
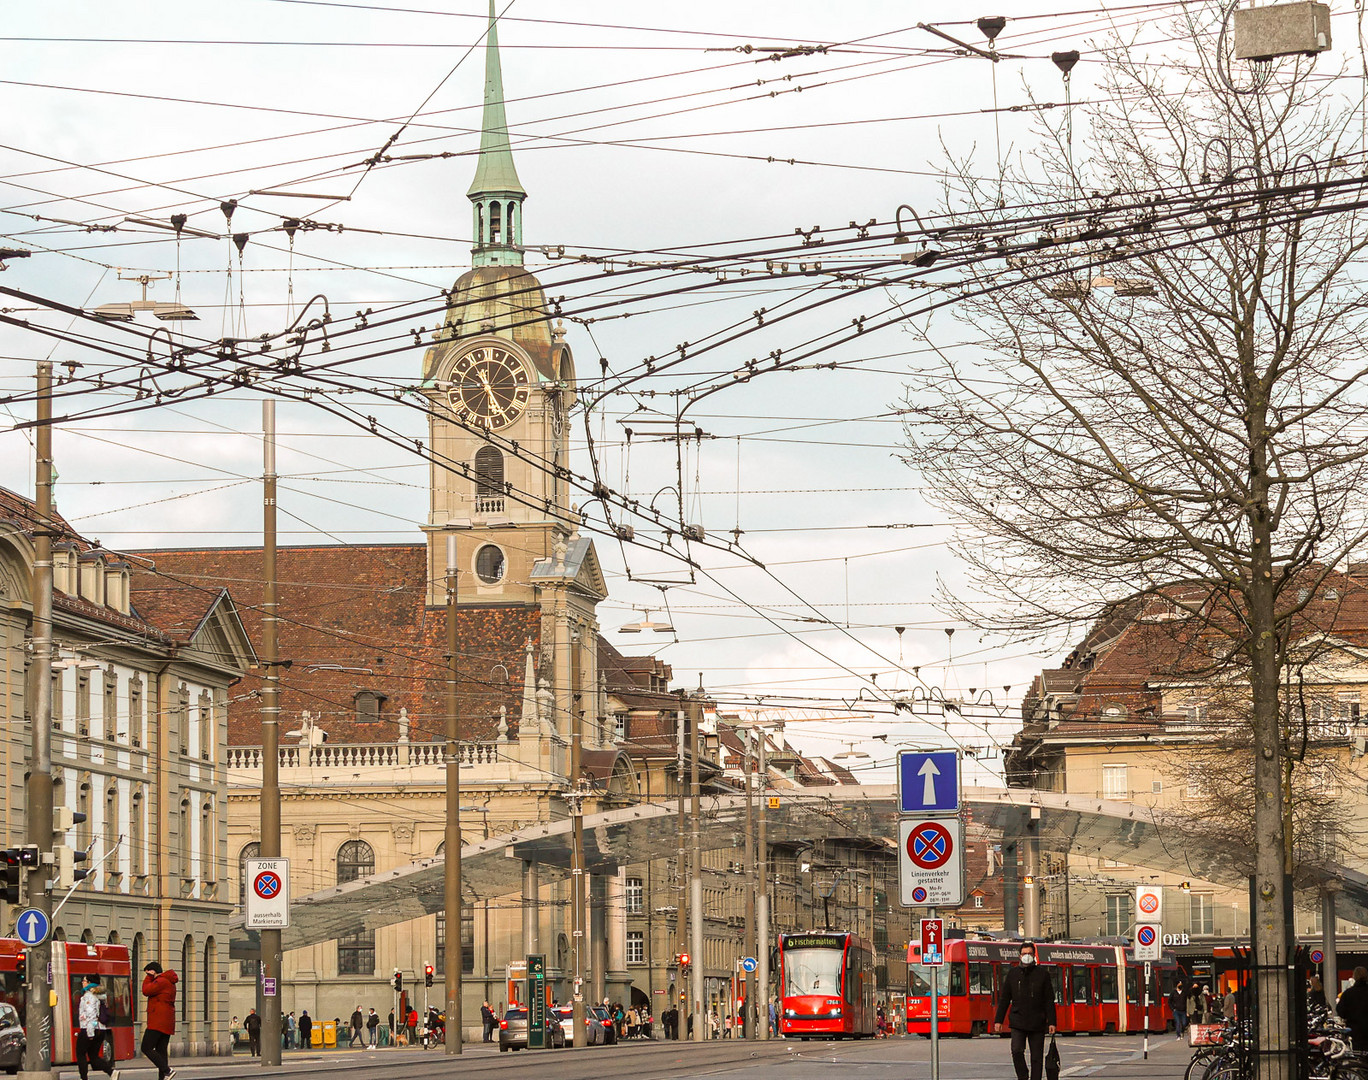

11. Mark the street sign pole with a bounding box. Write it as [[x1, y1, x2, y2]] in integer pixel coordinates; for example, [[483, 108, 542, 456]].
[[1143, 960, 1151, 1060], [929, 908, 940, 1080]]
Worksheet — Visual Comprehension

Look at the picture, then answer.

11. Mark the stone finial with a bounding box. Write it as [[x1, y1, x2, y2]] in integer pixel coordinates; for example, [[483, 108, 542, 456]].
[[537, 677, 555, 732], [398, 707, 410, 742], [498, 705, 509, 741], [553, 538, 567, 572], [552, 319, 567, 343]]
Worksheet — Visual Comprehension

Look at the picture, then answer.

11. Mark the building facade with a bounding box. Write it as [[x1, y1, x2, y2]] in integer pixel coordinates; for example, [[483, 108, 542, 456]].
[[0, 487, 253, 1055]]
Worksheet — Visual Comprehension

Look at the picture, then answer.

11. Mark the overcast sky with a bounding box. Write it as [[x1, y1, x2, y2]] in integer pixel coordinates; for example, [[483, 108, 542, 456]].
[[0, 1, 1236, 776]]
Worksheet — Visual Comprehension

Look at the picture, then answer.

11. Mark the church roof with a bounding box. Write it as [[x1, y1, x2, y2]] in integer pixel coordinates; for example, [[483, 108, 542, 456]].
[[129, 543, 536, 745], [423, 266, 559, 383], [467, 0, 525, 200]]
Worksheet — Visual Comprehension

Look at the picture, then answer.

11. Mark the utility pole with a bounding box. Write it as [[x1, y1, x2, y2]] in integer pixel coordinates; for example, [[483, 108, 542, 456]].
[[259, 400, 283, 1067], [20, 361, 54, 1080], [570, 627, 587, 1047], [675, 704, 687, 1019], [742, 731, 755, 1038], [444, 533, 463, 1054], [756, 729, 770, 1040], [689, 694, 704, 1042]]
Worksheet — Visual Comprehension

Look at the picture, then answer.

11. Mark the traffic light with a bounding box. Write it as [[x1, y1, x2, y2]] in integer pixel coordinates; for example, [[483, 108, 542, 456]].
[[677, 953, 691, 970], [424, 964, 434, 988], [2, 846, 39, 869], [15, 952, 24, 983], [54, 807, 87, 833], [54, 845, 89, 889], [1, 861, 18, 905], [391, 969, 403, 992]]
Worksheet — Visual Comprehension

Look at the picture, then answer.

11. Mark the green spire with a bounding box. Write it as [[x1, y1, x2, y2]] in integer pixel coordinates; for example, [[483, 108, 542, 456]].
[[467, 0, 525, 200]]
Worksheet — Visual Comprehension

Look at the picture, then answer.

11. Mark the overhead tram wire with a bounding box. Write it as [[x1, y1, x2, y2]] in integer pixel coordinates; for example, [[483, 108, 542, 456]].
[[0, 2, 1198, 231]]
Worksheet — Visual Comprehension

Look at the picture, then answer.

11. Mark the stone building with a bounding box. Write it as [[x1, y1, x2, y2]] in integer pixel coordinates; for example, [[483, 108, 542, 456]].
[[0, 486, 253, 1054], [1008, 576, 1368, 964]]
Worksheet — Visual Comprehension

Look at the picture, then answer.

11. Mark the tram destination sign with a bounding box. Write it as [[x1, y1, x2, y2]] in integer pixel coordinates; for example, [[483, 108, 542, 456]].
[[781, 933, 847, 950]]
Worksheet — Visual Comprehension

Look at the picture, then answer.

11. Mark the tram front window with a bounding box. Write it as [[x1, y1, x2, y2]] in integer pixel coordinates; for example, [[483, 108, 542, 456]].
[[784, 948, 844, 996]]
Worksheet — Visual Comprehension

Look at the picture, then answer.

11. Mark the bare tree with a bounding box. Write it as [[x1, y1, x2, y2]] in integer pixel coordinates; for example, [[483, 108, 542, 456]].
[[902, 12, 1368, 1074]]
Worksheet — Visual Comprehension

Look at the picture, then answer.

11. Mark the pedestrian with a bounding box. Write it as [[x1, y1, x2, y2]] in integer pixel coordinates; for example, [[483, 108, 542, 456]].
[[1170, 974, 1189, 1039], [1339, 968, 1368, 1051], [244, 1008, 262, 1056], [299, 1009, 313, 1049], [366, 1008, 380, 1046], [406, 1006, 419, 1044], [993, 942, 1057, 1080], [230, 1016, 241, 1051], [481, 1000, 497, 1042], [349, 1005, 365, 1048], [284, 1011, 296, 1049], [769, 998, 778, 1037], [77, 978, 116, 1080], [1221, 985, 1238, 1022], [1309, 975, 1328, 1012], [140, 960, 178, 1080], [387, 1009, 395, 1039]]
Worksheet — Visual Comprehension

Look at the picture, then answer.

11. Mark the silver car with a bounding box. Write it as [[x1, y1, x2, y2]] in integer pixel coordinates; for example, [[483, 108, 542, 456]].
[[553, 1005, 604, 1046]]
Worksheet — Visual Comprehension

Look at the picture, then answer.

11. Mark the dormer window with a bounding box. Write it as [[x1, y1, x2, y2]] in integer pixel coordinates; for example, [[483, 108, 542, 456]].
[[354, 691, 385, 723]]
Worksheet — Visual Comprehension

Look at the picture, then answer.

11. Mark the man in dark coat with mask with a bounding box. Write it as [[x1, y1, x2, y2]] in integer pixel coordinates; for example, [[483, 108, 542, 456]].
[[995, 942, 1058, 1080]]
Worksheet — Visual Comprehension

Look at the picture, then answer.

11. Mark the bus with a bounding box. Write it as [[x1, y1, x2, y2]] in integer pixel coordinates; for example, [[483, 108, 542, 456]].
[[0, 939, 135, 1065], [778, 931, 877, 1039], [905, 938, 1177, 1037]]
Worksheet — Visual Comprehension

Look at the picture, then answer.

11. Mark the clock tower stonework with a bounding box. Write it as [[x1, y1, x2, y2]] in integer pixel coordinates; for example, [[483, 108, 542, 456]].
[[417, 1, 607, 758]]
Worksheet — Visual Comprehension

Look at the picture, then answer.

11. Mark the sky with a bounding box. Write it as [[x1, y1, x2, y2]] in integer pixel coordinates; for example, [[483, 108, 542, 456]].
[[0, 0, 1252, 777]]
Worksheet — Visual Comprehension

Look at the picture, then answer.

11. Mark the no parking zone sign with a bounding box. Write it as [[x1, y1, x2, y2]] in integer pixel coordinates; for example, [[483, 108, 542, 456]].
[[898, 817, 965, 907], [244, 858, 290, 929], [1133, 923, 1161, 961]]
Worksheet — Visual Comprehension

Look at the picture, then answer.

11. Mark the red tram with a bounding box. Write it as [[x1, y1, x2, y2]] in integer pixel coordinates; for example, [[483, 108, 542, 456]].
[[778, 931, 877, 1039], [905, 939, 1177, 1036], [0, 939, 135, 1065]]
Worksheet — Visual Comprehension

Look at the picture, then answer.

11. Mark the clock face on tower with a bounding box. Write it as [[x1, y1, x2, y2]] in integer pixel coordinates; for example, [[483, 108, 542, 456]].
[[446, 344, 532, 429]]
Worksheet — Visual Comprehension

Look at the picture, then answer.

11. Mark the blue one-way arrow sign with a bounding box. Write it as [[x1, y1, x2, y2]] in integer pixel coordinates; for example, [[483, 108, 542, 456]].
[[15, 907, 50, 947], [897, 750, 961, 815]]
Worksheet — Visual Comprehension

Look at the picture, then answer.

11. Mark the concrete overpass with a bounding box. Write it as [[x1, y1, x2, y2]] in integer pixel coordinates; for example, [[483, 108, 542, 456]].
[[230, 784, 1368, 956]]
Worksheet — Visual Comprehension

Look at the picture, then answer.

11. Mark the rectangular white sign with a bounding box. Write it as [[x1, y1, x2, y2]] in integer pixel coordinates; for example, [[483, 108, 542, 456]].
[[897, 816, 965, 908], [1135, 884, 1162, 921], [244, 858, 290, 929]]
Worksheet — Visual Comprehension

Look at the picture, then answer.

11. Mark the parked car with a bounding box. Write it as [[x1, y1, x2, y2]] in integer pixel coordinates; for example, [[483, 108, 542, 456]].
[[591, 1005, 618, 1045], [553, 1005, 604, 1046], [498, 1006, 565, 1052], [0, 1003, 23, 1074]]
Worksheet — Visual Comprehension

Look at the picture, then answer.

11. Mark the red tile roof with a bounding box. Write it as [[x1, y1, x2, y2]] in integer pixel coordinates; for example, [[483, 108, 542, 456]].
[[129, 544, 537, 745]]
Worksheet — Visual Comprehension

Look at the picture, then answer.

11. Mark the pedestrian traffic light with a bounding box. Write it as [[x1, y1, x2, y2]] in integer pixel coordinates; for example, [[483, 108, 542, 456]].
[[391, 969, 402, 991], [424, 964, 434, 988]]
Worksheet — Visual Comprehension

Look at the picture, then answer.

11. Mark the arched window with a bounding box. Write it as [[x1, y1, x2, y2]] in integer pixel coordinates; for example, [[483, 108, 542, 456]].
[[336, 840, 374, 885], [477, 203, 485, 245], [507, 203, 517, 245], [181, 935, 194, 1026], [490, 201, 502, 244], [238, 843, 261, 906], [474, 447, 504, 513], [203, 938, 216, 1028]]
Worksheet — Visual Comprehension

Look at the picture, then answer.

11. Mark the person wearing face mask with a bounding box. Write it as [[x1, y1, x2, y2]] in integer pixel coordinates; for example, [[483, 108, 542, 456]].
[[994, 942, 1057, 1080]]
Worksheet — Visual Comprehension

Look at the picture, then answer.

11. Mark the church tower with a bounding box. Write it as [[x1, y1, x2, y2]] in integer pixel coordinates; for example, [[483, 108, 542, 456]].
[[421, 0, 580, 609], [419, 1, 607, 749]]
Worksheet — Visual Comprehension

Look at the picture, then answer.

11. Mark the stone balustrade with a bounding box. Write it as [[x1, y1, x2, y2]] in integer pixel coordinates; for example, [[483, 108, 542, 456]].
[[227, 740, 500, 771]]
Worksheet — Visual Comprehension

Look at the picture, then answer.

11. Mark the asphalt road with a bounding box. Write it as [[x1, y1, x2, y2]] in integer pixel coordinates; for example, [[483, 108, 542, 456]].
[[58, 1031, 1196, 1080]]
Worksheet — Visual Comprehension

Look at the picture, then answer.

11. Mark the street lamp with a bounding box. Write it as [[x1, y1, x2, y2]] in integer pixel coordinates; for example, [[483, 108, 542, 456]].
[[91, 272, 198, 321], [618, 610, 674, 634]]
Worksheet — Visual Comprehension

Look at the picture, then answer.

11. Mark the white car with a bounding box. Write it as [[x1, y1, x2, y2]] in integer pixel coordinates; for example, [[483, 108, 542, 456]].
[[553, 1006, 604, 1046]]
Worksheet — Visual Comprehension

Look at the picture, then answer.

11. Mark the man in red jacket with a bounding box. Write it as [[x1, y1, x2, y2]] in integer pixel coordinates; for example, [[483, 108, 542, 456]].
[[140, 962, 179, 1080]]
